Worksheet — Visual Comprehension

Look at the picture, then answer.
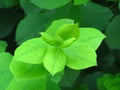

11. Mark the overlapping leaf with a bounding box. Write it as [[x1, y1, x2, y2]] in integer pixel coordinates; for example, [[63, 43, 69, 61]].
[[0, 53, 13, 90], [78, 28, 106, 50], [13, 38, 47, 64], [105, 15, 120, 49], [64, 42, 97, 70], [43, 48, 66, 76], [74, 0, 89, 5], [30, 0, 70, 9], [16, 12, 49, 44], [0, 41, 7, 53]]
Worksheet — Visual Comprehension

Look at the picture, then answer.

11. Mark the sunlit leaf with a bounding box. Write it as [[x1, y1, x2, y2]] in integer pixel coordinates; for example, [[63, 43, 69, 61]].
[[10, 60, 48, 78], [43, 47, 66, 75], [64, 42, 97, 70], [78, 28, 106, 50], [45, 19, 74, 37], [13, 38, 47, 64]]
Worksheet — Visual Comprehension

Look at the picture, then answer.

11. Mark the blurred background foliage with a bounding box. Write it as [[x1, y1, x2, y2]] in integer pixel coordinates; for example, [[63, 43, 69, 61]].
[[0, 0, 120, 90]]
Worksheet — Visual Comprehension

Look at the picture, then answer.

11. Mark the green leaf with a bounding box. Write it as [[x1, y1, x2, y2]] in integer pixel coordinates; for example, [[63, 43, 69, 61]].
[[48, 71, 64, 83], [0, 9, 20, 38], [118, 2, 120, 11], [49, 4, 81, 24], [13, 38, 47, 64], [84, 71, 104, 90], [16, 12, 49, 44], [60, 37, 76, 48], [80, 2, 113, 30], [64, 42, 97, 70], [0, 0, 19, 8], [20, 0, 41, 14], [105, 15, 120, 49], [57, 23, 80, 40], [40, 32, 63, 46], [7, 77, 47, 90], [77, 28, 106, 50], [0, 53, 13, 90], [59, 67, 80, 87], [30, 0, 70, 9], [43, 47, 66, 76], [74, 0, 89, 5], [10, 60, 48, 78], [0, 41, 7, 53], [45, 19, 74, 37], [97, 74, 120, 90], [7, 77, 60, 90]]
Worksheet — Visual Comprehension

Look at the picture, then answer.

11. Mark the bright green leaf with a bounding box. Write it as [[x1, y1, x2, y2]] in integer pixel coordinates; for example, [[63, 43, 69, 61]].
[[13, 38, 47, 64], [0, 53, 13, 90], [57, 23, 80, 40], [64, 42, 97, 70], [7, 77, 47, 90], [7, 77, 60, 90], [0, 41, 7, 53], [30, 0, 70, 9], [105, 15, 120, 49], [40, 32, 63, 46], [43, 47, 66, 76], [45, 19, 74, 37], [74, 0, 89, 5], [10, 60, 48, 78], [60, 37, 76, 48], [78, 28, 106, 50], [16, 12, 49, 44]]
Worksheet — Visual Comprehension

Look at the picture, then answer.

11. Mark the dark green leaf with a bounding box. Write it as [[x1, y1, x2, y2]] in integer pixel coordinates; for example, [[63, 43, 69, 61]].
[[118, 2, 120, 10], [0, 0, 19, 8], [30, 0, 70, 9], [80, 2, 113, 30], [20, 0, 41, 14], [105, 15, 120, 49], [59, 67, 80, 87], [74, 0, 89, 5], [97, 73, 120, 90], [0, 9, 20, 38], [16, 12, 49, 44]]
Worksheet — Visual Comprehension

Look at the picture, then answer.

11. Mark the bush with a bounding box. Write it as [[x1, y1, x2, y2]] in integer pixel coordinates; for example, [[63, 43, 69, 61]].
[[0, 0, 120, 90]]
